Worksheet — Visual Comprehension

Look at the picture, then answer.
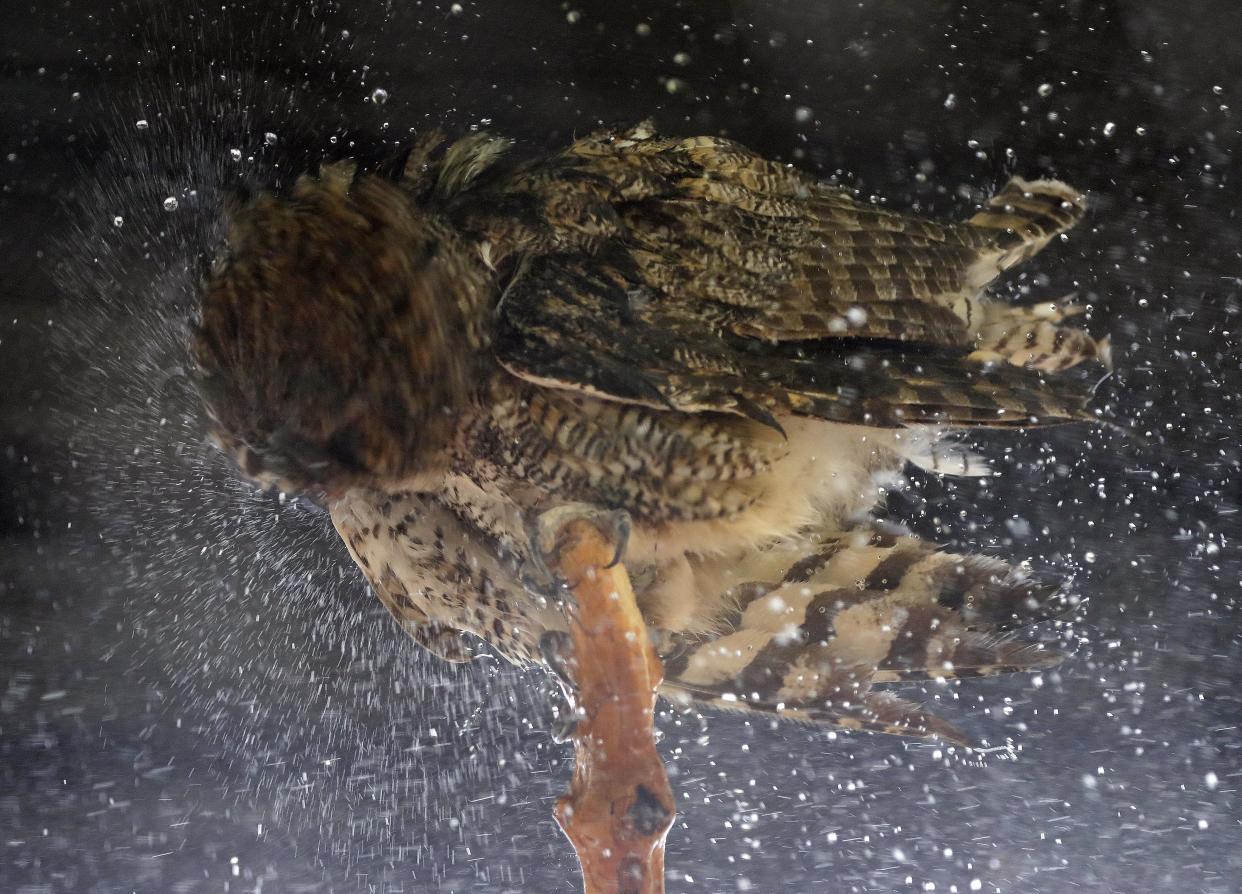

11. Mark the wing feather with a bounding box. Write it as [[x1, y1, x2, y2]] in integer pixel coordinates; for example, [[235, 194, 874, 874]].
[[485, 124, 1094, 430]]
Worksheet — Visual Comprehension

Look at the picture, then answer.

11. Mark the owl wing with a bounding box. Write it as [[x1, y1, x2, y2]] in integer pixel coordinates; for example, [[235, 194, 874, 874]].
[[492, 125, 1096, 430]]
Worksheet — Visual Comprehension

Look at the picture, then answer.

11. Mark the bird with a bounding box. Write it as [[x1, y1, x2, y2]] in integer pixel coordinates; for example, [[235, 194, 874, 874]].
[[193, 121, 1108, 745]]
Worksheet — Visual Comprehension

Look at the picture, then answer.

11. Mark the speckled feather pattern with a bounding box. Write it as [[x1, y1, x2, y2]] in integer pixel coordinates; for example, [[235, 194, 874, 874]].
[[195, 122, 1102, 742]]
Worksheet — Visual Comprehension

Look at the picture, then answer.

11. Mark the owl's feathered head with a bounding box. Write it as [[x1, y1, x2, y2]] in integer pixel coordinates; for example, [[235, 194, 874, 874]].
[[194, 162, 493, 495]]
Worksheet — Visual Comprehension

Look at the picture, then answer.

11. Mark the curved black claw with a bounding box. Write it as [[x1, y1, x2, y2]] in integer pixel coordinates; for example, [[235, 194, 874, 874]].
[[602, 510, 632, 569], [525, 503, 633, 590]]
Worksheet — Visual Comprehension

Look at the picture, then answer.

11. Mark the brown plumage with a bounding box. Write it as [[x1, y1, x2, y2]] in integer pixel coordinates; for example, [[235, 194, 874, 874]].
[[194, 122, 1104, 744]]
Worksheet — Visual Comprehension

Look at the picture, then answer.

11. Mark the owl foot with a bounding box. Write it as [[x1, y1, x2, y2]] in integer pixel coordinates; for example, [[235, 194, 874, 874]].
[[529, 505, 635, 744], [526, 503, 632, 598]]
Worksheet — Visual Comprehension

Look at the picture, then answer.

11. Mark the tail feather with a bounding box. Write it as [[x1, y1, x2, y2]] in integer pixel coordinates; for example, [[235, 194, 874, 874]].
[[664, 680, 972, 746], [917, 554, 1074, 631], [967, 176, 1087, 272], [873, 630, 1062, 683], [969, 297, 1111, 372], [658, 529, 1073, 744], [963, 184, 1108, 374], [899, 430, 994, 478]]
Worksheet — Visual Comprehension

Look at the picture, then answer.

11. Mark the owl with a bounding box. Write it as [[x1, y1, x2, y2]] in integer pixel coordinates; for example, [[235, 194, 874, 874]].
[[194, 122, 1106, 745]]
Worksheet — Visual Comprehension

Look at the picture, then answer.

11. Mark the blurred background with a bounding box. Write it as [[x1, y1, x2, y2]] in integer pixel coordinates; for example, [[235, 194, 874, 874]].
[[2, 1, 1240, 891]]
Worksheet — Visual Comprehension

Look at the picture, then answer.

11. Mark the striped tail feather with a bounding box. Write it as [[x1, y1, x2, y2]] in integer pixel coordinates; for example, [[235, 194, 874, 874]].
[[962, 182, 1107, 374], [664, 674, 974, 746], [658, 529, 1073, 745], [969, 295, 1112, 373], [966, 176, 1087, 273]]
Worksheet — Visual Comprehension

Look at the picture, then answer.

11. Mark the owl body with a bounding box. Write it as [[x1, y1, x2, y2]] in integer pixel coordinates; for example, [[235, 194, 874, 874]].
[[331, 376, 903, 650], [196, 123, 1104, 742]]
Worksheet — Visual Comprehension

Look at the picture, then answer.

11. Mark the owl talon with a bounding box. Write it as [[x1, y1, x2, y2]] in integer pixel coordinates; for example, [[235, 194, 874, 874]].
[[602, 511, 632, 569], [527, 504, 632, 591]]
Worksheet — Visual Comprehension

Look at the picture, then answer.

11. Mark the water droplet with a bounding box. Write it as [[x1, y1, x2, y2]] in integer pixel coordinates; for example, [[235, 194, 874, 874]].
[[71, 92, 81, 101], [112, 215, 124, 227], [449, 2, 462, 13], [566, 9, 580, 23], [264, 132, 278, 146], [664, 77, 687, 95], [943, 93, 957, 110], [135, 119, 149, 130], [1037, 83, 1053, 97], [162, 196, 178, 212], [229, 148, 242, 162], [1205, 771, 1219, 790], [672, 51, 690, 66], [370, 87, 389, 105], [794, 105, 812, 123], [340, 29, 350, 40], [1102, 121, 1116, 136], [635, 22, 651, 37]]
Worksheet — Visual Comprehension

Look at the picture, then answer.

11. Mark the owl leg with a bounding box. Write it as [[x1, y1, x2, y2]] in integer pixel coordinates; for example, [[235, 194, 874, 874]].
[[528, 504, 634, 741], [526, 503, 632, 591]]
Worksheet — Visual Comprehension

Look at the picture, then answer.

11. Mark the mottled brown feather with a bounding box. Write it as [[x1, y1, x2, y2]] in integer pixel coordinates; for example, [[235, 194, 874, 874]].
[[195, 122, 1097, 743]]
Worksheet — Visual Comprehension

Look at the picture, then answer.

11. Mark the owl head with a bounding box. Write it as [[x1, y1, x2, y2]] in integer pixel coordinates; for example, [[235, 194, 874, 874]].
[[193, 162, 493, 495]]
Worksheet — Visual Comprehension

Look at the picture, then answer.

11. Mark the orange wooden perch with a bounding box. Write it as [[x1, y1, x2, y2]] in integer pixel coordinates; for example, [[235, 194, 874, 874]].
[[541, 517, 676, 894]]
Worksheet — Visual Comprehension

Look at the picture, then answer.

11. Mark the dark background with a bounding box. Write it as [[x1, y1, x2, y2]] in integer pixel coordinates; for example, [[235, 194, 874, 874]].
[[2, 1, 1240, 891]]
